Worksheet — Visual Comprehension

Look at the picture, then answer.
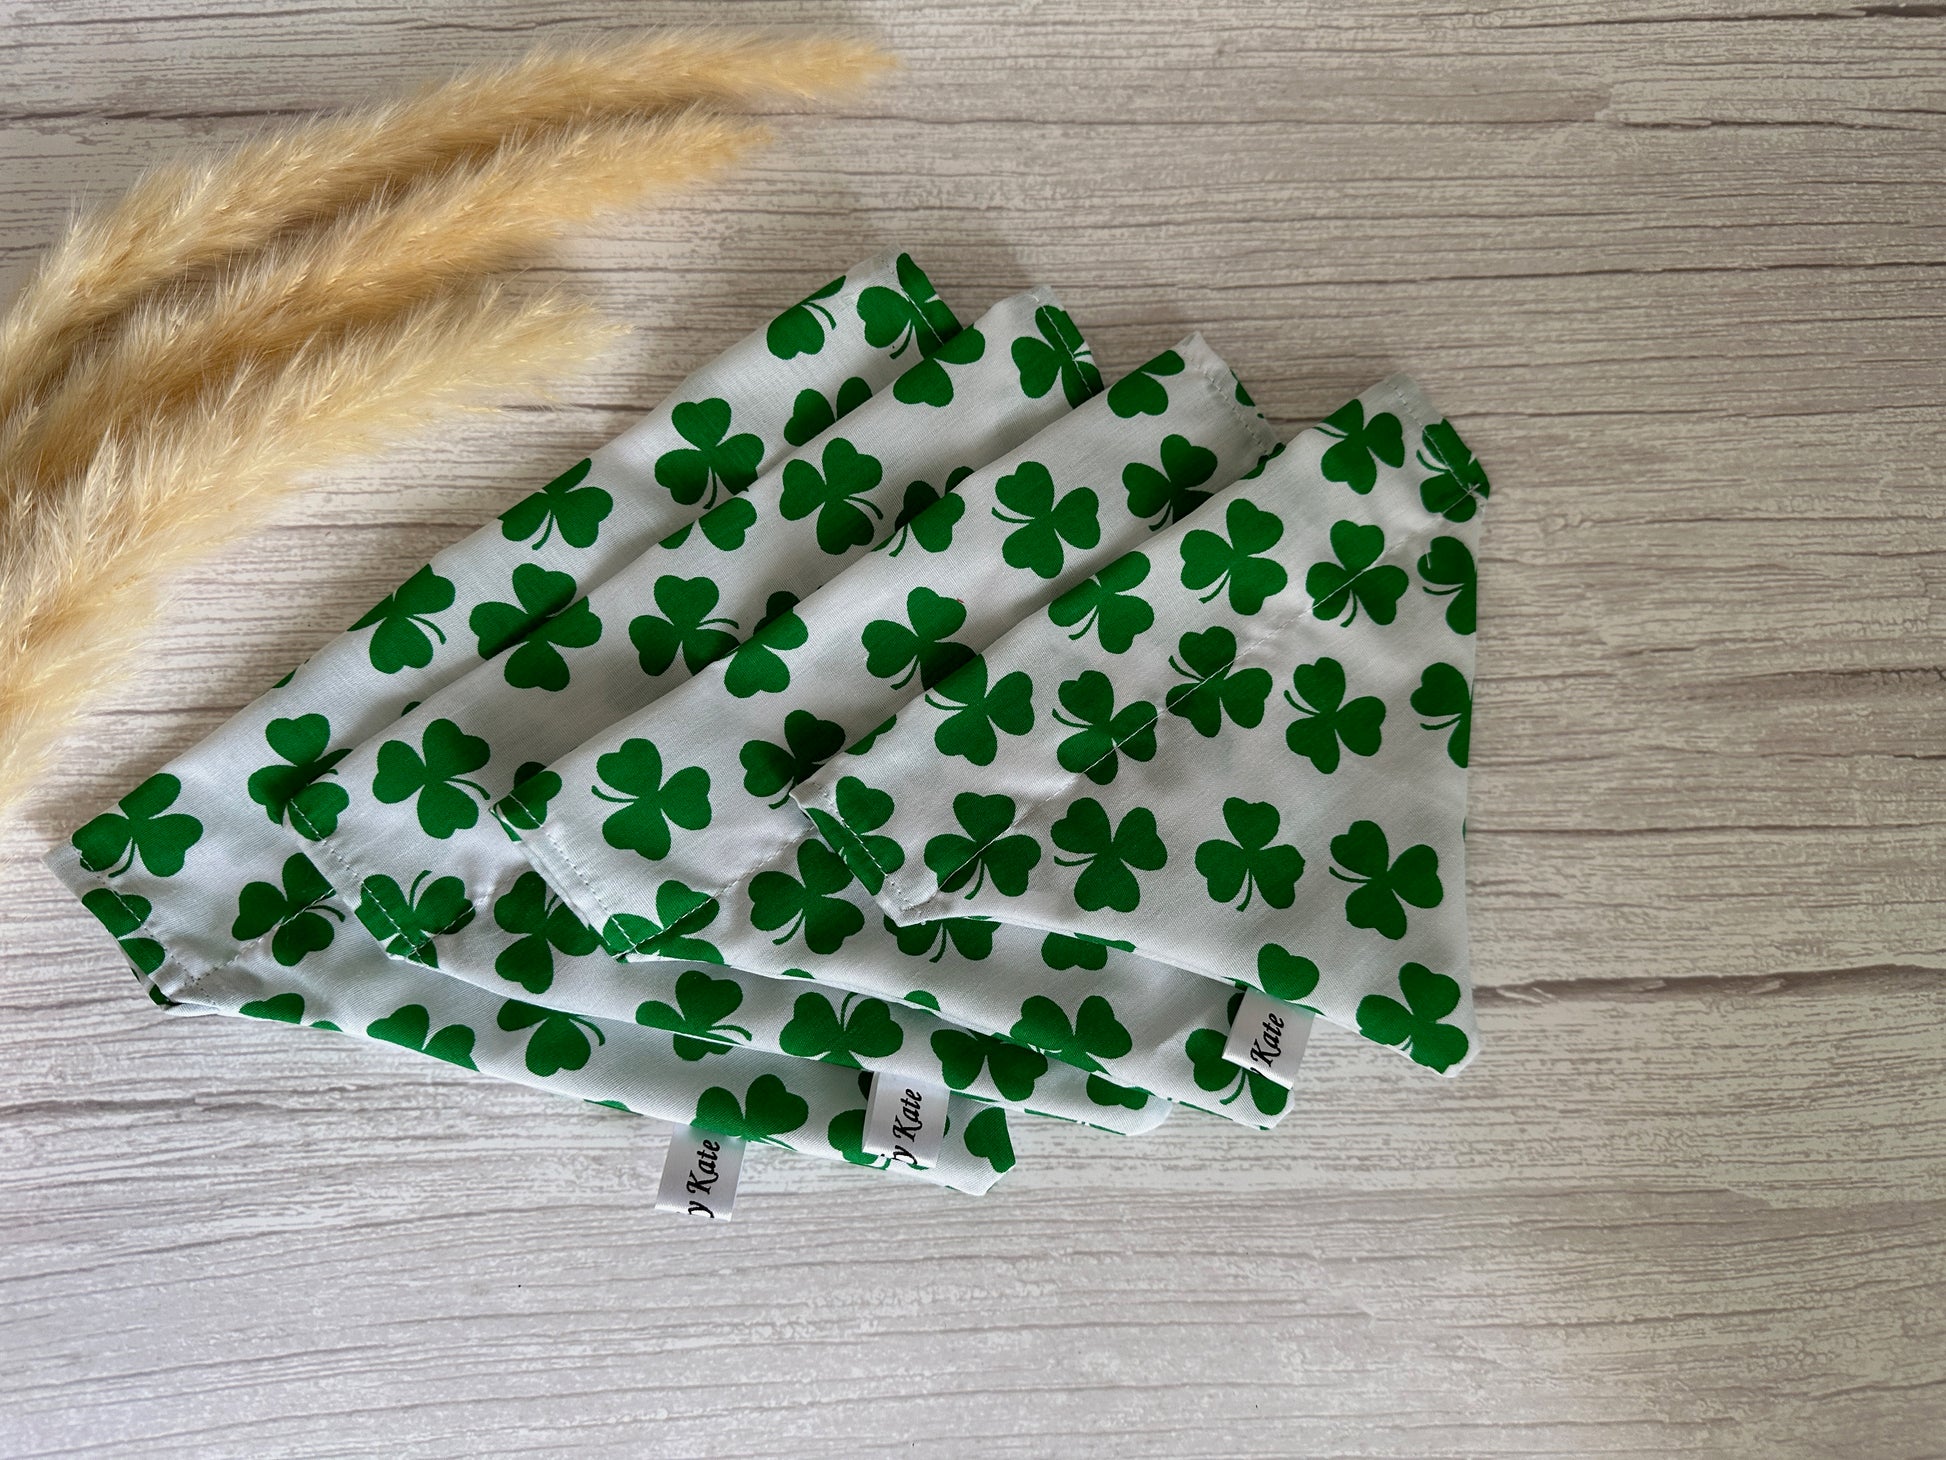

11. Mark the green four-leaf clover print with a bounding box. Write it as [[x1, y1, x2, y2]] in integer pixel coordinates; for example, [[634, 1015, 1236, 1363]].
[[750, 840, 865, 954], [1307, 520, 1410, 627], [931, 1027, 1047, 1101], [495, 764, 560, 833], [247, 714, 350, 840], [1011, 304, 1100, 407], [1417, 419, 1490, 522], [779, 436, 886, 556], [1412, 662, 1472, 767], [1357, 963, 1470, 1072], [372, 717, 492, 839], [1185, 992, 1289, 1117], [740, 709, 847, 808], [1047, 551, 1154, 654], [1180, 498, 1288, 614], [1329, 819, 1443, 940], [1106, 348, 1184, 418], [654, 398, 763, 508], [804, 777, 905, 895], [1418, 535, 1477, 635], [963, 1104, 1016, 1174], [862, 586, 975, 692], [1257, 943, 1321, 1003], [491, 870, 600, 994], [591, 737, 712, 861], [367, 1003, 478, 1069], [1317, 398, 1405, 494], [1052, 670, 1157, 785], [629, 575, 739, 678], [784, 374, 873, 446], [81, 887, 165, 977], [635, 969, 753, 1061], [877, 468, 970, 557], [1194, 798, 1305, 911], [1284, 656, 1385, 774], [354, 869, 475, 967], [925, 792, 1041, 898], [858, 253, 957, 360], [1164, 627, 1273, 738], [498, 999, 605, 1078], [1010, 993, 1132, 1074], [73, 773, 203, 877], [886, 913, 994, 963], [1123, 432, 1218, 529], [470, 563, 601, 692], [723, 591, 807, 698], [600, 880, 722, 964], [350, 564, 454, 674], [993, 461, 1100, 579], [927, 659, 1034, 765], [779, 990, 905, 1067], [694, 1073, 811, 1145], [231, 852, 344, 967], [767, 274, 844, 360], [1051, 798, 1166, 913], [500, 457, 612, 551], [893, 324, 986, 407]]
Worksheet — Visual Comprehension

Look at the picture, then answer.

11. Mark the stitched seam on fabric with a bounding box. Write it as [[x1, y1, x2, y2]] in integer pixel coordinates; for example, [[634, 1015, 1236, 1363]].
[[286, 795, 435, 962]]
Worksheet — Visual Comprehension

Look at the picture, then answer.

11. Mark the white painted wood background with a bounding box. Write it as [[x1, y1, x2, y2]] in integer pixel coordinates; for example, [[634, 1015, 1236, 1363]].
[[2, 1, 1942, 1455]]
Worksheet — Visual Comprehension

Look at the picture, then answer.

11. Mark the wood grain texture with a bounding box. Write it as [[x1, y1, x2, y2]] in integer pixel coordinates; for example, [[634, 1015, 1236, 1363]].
[[0, 1, 1941, 1456]]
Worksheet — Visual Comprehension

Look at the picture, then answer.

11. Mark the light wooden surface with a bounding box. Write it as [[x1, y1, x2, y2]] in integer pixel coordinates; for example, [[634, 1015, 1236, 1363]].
[[3, 2, 1943, 1456]]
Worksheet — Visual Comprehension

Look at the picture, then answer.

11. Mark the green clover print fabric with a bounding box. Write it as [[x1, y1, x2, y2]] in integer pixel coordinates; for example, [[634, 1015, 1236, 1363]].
[[47, 254, 1014, 1192], [502, 337, 1302, 1126], [794, 377, 1489, 1076]]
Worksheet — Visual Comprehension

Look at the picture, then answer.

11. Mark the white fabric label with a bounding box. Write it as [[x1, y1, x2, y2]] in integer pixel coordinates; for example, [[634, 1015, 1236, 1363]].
[[656, 1125, 745, 1221], [1221, 988, 1313, 1089], [863, 1073, 951, 1170]]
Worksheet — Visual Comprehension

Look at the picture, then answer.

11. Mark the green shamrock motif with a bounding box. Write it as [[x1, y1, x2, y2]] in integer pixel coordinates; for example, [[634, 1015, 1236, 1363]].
[[367, 1004, 477, 1069], [600, 880, 722, 963], [893, 325, 986, 407], [931, 1027, 1047, 1100], [857, 252, 957, 359], [1123, 432, 1218, 529], [1194, 797, 1305, 911], [629, 575, 738, 677], [1329, 820, 1444, 940], [1087, 1075, 1150, 1110], [779, 990, 905, 1066], [354, 869, 475, 967], [491, 870, 600, 994], [750, 840, 864, 954], [1010, 303, 1100, 407], [80, 887, 164, 976], [1306, 520, 1410, 627], [1052, 670, 1157, 785], [494, 763, 559, 833], [740, 709, 846, 808], [1105, 348, 1185, 418], [1039, 931, 1133, 972], [885, 913, 994, 963], [654, 399, 763, 508], [1418, 535, 1477, 635], [963, 1104, 1016, 1174], [1046, 551, 1154, 654], [1164, 626, 1273, 738], [1411, 662, 1472, 768], [779, 436, 886, 556], [497, 999, 605, 1078], [470, 563, 601, 692], [876, 467, 971, 557], [830, 1086, 891, 1169], [1358, 963, 1470, 1072], [231, 852, 343, 967], [925, 792, 1041, 898], [499, 456, 611, 550], [372, 717, 492, 838], [723, 591, 807, 698], [635, 969, 753, 1060], [783, 375, 873, 447], [246, 714, 349, 839], [660, 495, 760, 555], [1317, 398, 1406, 494], [993, 461, 1100, 579], [862, 586, 974, 691], [73, 773, 203, 877], [1185, 991, 1290, 1116], [238, 992, 309, 1025], [803, 776, 905, 895], [1180, 498, 1289, 614], [591, 737, 712, 860], [1010, 993, 1132, 1074], [1416, 419, 1491, 522], [1051, 798, 1166, 913], [928, 659, 1034, 766], [1283, 656, 1385, 774], [350, 564, 454, 674], [694, 1073, 812, 1146], [767, 274, 844, 360], [1257, 943, 1321, 1003]]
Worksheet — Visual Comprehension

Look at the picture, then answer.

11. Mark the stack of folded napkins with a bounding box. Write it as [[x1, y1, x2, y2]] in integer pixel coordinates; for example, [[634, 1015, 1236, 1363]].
[[50, 252, 1490, 1216]]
